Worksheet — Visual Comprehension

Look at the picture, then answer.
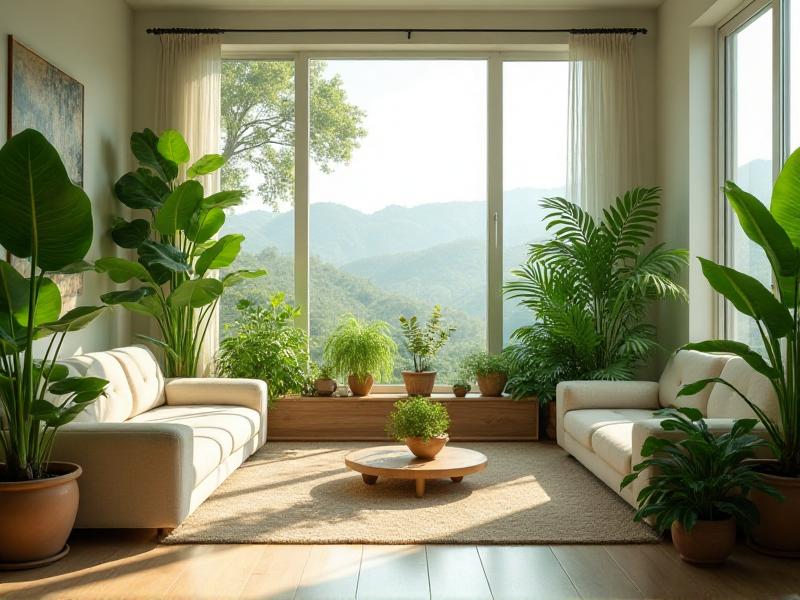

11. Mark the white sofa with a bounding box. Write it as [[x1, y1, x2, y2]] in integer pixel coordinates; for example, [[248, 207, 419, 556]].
[[556, 350, 780, 507], [49, 345, 267, 529]]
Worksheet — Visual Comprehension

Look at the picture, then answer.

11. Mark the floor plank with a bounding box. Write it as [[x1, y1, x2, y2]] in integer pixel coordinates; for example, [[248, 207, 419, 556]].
[[239, 545, 312, 600], [356, 545, 429, 600], [477, 546, 579, 600], [425, 546, 492, 600], [294, 544, 363, 600], [551, 545, 643, 600], [163, 544, 264, 599]]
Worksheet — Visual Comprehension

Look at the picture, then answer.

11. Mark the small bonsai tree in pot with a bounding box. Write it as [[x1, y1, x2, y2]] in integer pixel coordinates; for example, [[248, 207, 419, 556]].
[[461, 351, 510, 397], [0, 130, 109, 567], [324, 315, 397, 396], [313, 362, 338, 397], [399, 305, 454, 396], [621, 408, 780, 564], [386, 396, 451, 459]]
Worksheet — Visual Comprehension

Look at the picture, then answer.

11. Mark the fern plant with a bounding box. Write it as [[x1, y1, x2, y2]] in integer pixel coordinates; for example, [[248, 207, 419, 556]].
[[398, 305, 455, 372], [504, 188, 688, 401], [323, 315, 397, 383]]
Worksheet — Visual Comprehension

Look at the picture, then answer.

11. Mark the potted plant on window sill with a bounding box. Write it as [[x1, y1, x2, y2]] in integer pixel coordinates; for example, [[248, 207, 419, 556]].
[[461, 351, 510, 397], [0, 130, 109, 568], [324, 315, 397, 396], [399, 305, 454, 397], [386, 396, 451, 459], [622, 408, 780, 564], [677, 150, 800, 556], [313, 362, 338, 397]]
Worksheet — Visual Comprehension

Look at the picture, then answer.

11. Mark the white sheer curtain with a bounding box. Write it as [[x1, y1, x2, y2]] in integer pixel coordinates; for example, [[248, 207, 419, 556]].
[[567, 33, 640, 218], [156, 33, 222, 376]]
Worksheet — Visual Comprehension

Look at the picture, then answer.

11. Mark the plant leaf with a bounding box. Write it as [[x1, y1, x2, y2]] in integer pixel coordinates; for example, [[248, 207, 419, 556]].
[[130, 129, 178, 182], [771, 146, 800, 248], [113, 168, 169, 210], [168, 279, 224, 308], [201, 190, 244, 210], [681, 340, 779, 379], [195, 234, 244, 276], [157, 129, 190, 165], [39, 306, 107, 333], [137, 240, 189, 273], [95, 257, 154, 284], [186, 207, 225, 243], [221, 269, 267, 288], [111, 217, 151, 249], [155, 180, 203, 235], [187, 153, 224, 178]]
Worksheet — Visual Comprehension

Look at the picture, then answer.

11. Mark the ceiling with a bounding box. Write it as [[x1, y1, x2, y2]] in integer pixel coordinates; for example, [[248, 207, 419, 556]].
[[126, 0, 662, 11]]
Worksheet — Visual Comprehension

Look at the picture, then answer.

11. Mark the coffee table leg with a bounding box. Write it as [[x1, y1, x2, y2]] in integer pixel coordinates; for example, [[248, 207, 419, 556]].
[[362, 474, 378, 485], [451, 476, 463, 483], [415, 479, 425, 498]]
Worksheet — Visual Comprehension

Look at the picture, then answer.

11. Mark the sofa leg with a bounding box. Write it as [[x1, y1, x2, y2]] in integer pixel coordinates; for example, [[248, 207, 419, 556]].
[[157, 527, 175, 541]]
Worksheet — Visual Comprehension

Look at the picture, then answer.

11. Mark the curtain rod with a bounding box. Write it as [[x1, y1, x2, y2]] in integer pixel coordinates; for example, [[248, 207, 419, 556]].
[[146, 26, 647, 39]]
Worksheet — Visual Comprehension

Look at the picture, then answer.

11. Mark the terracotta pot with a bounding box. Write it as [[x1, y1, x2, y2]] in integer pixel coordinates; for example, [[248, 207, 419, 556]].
[[748, 464, 800, 557], [402, 371, 437, 397], [348, 374, 374, 396], [546, 401, 557, 440], [405, 435, 449, 460], [452, 385, 469, 398], [670, 518, 736, 564], [476, 372, 507, 397], [0, 462, 81, 569], [314, 378, 338, 397]]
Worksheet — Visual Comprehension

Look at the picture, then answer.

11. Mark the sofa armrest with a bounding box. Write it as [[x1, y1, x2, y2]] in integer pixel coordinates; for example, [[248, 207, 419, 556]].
[[165, 378, 267, 415], [556, 380, 660, 446], [50, 422, 194, 529]]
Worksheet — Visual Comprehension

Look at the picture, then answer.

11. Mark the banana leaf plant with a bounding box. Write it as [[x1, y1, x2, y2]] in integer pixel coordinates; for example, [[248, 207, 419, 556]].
[[96, 129, 264, 377], [0, 129, 109, 482], [677, 147, 800, 477]]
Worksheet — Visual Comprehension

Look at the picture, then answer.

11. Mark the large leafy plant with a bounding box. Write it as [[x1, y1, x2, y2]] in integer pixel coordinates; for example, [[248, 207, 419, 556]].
[[621, 408, 780, 533], [216, 296, 310, 405], [398, 305, 454, 372], [323, 315, 397, 383], [0, 130, 108, 481], [678, 148, 800, 477], [503, 188, 688, 401], [97, 129, 264, 377]]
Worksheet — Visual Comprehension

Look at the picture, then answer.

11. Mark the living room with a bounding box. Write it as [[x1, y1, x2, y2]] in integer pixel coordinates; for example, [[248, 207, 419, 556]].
[[0, 0, 798, 598]]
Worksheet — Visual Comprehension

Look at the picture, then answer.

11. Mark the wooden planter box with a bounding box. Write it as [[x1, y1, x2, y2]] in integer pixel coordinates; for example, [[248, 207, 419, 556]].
[[267, 393, 539, 441]]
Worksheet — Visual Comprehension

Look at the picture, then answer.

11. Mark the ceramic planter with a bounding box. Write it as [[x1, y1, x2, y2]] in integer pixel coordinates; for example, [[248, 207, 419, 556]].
[[748, 465, 800, 557], [348, 374, 374, 396], [402, 371, 437, 397], [0, 462, 82, 569], [476, 372, 507, 397], [670, 518, 736, 564], [452, 385, 469, 398], [405, 435, 449, 460], [314, 378, 338, 397]]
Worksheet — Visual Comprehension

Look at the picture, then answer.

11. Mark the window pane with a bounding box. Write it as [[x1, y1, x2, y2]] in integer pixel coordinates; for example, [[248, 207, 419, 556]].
[[502, 61, 569, 344], [219, 59, 295, 337], [791, 0, 800, 151], [309, 59, 488, 383]]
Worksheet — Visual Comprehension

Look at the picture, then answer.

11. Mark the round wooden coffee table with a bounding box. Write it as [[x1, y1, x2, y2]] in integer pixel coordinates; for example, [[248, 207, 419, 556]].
[[344, 445, 488, 498]]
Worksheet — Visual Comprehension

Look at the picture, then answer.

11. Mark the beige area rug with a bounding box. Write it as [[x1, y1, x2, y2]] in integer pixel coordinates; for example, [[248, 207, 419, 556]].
[[163, 442, 658, 545]]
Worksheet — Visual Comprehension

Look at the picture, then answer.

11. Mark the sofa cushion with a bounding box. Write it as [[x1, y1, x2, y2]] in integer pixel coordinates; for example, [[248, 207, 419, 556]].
[[58, 352, 134, 423], [658, 350, 729, 414], [128, 404, 260, 485], [707, 357, 780, 423], [592, 423, 634, 475], [109, 345, 165, 417], [563, 408, 657, 449]]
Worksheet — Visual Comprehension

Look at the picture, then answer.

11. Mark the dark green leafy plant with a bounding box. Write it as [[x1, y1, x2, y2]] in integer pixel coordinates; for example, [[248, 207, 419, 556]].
[[323, 315, 397, 383], [676, 149, 800, 477], [399, 305, 455, 372], [0, 129, 109, 481], [386, 396, 450, 441], [504, 188, 688, 401], [460, 351, 511, 378], [621, 408, 781, 533], [216, 296, 309, 404], [96, 128, 265, 377]]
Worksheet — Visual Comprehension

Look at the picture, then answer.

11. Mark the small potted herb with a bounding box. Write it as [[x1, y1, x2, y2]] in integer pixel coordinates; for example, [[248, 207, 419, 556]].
[[621, 408, 781, 564], [452, 379, 471, 398], [313, 362, 338, 397], [399, 305, 454, 396], [323, 315, 397, 396], [461, 351, 510, 397], [386, 396, 451, 459]]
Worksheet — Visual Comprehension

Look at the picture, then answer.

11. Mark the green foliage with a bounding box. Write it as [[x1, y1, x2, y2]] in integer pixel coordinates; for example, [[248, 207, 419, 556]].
[[0, 129, 108, 481], [621, 408, 781, 534], [398, 305, 455, 372], [221, 60, 366, 209], [316, 362, 335, 380], [216, 296, 309, 404], [323, 315, 397, 383], [386, 396, 451, 441], [679, 150, 800, 476], [460, 351, 511, 378], [503, 188, 688, 401], [100, 128, 265, 377]]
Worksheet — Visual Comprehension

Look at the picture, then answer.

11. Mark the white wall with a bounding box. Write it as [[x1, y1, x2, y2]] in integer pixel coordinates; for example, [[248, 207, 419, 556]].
[[0, 0, 134, 356]]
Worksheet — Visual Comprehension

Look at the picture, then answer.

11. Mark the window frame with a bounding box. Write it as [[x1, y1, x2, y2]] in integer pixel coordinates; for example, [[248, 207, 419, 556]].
[[221, 48, 568, 391]]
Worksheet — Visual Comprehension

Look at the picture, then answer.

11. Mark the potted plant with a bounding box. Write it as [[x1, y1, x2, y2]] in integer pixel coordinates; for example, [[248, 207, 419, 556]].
[[324, 315, 397, 396], [621, 408, 780, 564], [452, 379, 471, 398], [386, 396, 451, 459], [0, 129, 109, 568], [399, 305, 454, 396], [313, 362, 338, 397], [461, 351, 510, 396], [677, 150, 800, 555]]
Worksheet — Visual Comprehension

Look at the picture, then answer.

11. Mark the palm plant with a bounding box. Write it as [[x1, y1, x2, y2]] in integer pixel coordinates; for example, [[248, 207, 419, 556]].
[[504, 188, 688, 401]]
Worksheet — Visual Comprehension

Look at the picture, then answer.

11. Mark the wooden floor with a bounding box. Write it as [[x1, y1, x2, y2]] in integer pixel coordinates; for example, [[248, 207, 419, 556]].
[[0, 531, 798, 599]]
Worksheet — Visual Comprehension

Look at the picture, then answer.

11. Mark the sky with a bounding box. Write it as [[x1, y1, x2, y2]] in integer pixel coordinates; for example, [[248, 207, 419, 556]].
[[237, 58, 569, 214]]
